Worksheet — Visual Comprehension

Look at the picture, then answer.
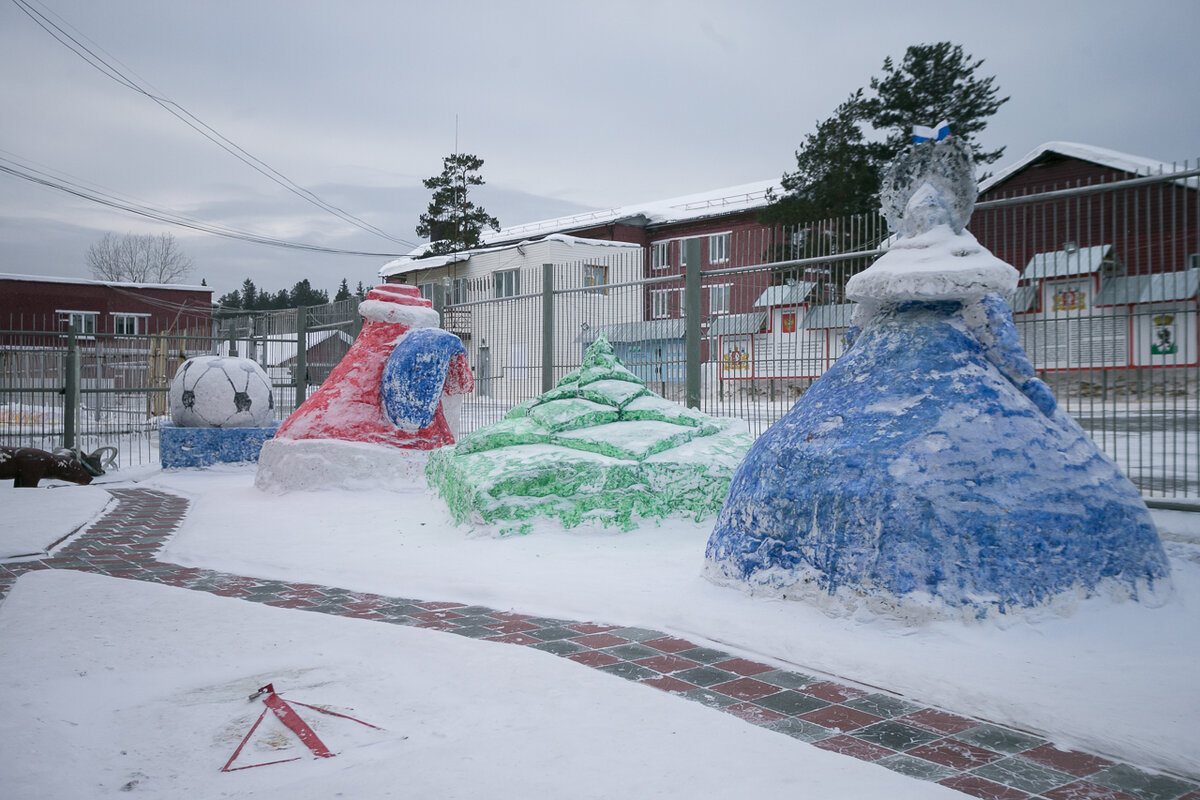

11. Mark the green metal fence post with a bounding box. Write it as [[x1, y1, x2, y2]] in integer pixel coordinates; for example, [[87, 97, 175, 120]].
[[685, 238, 702, 409], [63, 322, 79, 450], [295, 306, 308, 406], [542, 263, 554, 392]]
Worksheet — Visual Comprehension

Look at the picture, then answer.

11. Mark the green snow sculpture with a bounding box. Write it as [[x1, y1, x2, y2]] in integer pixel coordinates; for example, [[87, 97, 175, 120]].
[[426, 336, 752, 534]]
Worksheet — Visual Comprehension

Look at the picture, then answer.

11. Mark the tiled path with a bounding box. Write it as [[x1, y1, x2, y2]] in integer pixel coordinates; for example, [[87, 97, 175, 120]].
[[2, 487, 1198, 800]]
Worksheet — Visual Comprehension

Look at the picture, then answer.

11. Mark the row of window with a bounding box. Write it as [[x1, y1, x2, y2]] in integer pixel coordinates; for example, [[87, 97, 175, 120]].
[[58, 311, 149, 336], [411, 234, 733, 307], [650, 233, 730, 271], [420, 264, 613, 303], [650, 284, 731, 319]]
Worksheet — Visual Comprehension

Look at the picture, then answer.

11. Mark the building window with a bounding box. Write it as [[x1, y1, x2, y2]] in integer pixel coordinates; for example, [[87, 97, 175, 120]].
[[495, 269, 520, 298], [709, 284, 731, 315], [651, 289, 671, 319], [112, 313, 147, 336], [417, 282, 436, 301], [452, 277, 470, 305], [651, 242, 669, 271], [709, 233, 730, 264], [58, 310, 97, 336], [583, 264, 608, 294], [680, 238, 695, 268]]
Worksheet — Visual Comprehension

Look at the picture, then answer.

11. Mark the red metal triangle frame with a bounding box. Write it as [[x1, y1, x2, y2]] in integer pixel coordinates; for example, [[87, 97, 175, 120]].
[[221, 683, 382, 773]]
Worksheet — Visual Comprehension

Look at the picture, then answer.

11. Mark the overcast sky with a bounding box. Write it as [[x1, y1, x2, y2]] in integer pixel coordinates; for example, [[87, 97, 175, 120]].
[[2, 0, 1198, 301]]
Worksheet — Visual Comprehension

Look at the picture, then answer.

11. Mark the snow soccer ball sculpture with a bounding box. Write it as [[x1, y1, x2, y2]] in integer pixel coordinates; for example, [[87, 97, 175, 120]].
[[704, 133, 1171, 621], [426, 335, 752, 535], [169, 356, 275, 428]]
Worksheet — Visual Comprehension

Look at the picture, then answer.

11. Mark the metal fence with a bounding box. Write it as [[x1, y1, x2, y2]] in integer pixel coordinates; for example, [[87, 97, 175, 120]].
[[453, 164, 1199, 501], [0, 300, 360, 469], [3, 167, 1196, 500]]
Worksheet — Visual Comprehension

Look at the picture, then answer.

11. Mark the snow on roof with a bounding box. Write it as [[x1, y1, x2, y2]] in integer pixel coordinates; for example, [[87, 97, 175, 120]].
[[979, 142, 1196, 195], [0, 272, 211, 293], [492, 180, 778, 243], [801, 302, 855, 330], [380, 233, 640, 279], [576, 318, 687, 344], [1022, 244, 1117, 281], [709, 312, 767, 338], [753, 282, 818, 308], [1094, 267, 1200, 306], [241, 330, 354, 366]]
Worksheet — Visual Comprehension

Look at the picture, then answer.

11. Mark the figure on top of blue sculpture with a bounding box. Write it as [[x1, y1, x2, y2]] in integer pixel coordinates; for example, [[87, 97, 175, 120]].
[[703, 125, 1171, 622]]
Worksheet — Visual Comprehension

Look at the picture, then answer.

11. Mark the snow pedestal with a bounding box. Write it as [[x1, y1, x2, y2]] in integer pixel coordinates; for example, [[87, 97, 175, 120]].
[[704, 136, 1171, 621], [255, 285, 472, 493], [426, 336, 752, 534], [160, 420, 280, 468]]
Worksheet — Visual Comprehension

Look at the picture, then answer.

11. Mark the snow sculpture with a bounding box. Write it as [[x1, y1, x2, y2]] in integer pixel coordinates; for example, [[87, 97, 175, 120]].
[[161, 356, 279, 468], [426, 336, 752, 534], [255, 284, 473, 493], [169, 356, 274, 428], [704, 133, 1171, 621]]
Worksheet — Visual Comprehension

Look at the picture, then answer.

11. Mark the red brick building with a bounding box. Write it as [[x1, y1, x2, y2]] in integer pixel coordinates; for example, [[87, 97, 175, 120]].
[[0, 273, 213, 341], [971, 141, 1198, 281]]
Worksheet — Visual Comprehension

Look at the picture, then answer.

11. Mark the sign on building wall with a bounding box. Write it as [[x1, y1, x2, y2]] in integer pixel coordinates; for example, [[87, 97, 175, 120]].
[[1132, 305, 1197, 366], [781, 311, 797, 334], [720, 335, 753, 378], [1049, 282, 1089, 314]]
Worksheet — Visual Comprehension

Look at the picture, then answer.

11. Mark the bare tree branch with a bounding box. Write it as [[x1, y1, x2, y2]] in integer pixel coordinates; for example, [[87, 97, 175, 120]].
[[86, 232, 195, 283]]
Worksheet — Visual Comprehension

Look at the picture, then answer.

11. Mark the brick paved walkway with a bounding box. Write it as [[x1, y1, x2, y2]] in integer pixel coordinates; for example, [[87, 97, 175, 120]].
[[2, 487, 1197, 800]]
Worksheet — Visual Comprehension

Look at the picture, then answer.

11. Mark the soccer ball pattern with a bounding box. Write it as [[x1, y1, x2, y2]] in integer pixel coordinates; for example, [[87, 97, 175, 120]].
[[169, 356, 275, 428]]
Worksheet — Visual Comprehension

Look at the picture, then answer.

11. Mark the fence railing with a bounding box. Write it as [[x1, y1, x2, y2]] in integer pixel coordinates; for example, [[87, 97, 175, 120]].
[[0, 301, 360, 469], [452, 165, 1199, 501], [3, 167, 1196, 500]]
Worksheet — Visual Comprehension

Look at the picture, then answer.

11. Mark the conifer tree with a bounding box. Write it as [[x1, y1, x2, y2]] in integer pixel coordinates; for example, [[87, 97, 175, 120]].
[[416, 153, 500, 255], [334, 278, 352, 302], [864, 42, 1009, 167], [761, 42, 1008, 227], [759, 91, 881, 227]]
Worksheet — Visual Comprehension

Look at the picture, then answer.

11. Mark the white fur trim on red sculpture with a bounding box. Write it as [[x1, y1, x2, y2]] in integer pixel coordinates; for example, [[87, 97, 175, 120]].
[[358, 300, 441, 328]]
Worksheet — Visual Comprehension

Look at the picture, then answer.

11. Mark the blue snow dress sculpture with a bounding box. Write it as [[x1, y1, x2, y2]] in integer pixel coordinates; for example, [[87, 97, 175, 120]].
[[703, 134, 1171, 621]]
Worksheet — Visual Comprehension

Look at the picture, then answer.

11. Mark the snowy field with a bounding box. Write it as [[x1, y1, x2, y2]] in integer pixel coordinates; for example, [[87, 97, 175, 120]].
[[1, 464, 1196, 799]]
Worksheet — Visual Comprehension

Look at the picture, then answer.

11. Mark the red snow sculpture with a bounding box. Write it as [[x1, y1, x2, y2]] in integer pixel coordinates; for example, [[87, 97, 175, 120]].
[[272, 284, 473, 450]]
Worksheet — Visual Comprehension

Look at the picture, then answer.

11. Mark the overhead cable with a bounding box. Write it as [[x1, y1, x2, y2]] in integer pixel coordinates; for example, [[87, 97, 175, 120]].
[[9, 0, 417, 249], [0, 153, 406, 257]]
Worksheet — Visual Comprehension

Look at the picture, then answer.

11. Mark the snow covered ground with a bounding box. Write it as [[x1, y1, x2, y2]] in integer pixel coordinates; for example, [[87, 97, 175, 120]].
[[2, 466, 1198, 797]]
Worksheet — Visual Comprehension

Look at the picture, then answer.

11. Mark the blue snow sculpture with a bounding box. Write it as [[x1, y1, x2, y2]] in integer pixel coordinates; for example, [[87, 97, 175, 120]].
[[704, 133, 1171, 620], [380, 327, 467, 431]]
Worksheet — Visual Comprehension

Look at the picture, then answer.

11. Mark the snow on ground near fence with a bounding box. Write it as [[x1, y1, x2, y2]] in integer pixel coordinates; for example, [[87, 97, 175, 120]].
[[144, 466, 1200, 778], [0, 569, 962, 799]]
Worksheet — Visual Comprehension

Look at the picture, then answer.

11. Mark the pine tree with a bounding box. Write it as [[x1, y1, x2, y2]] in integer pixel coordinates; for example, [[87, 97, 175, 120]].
[[416, 153, 500, 256], [289, 279, 328, 307], [759, 91, 882, 227], [241, 278, 259, 311], [334, 278, 352, 302], [761, 42, 1009, 229], [355, 281, 367, 300], [864, 42, 1009, 166]]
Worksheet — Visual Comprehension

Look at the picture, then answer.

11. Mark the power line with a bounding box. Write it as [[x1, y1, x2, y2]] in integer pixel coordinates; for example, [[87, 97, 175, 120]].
[[9, 0, 417, 249], [0, 152, 406, 257]]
